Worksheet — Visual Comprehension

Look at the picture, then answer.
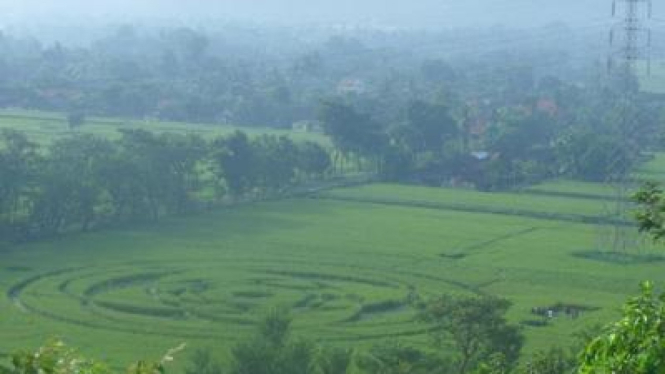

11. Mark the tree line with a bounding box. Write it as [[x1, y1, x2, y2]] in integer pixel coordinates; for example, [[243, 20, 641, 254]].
[[0, 129, 330, 242], [3, 24, 662, 193], [0, 23, 604, 129], [319, 81, 663, 191]]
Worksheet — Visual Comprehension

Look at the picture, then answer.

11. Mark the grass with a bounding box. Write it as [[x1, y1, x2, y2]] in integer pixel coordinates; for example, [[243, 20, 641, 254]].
[[2, 176, 665, 367], [1, 109, 665, 367], [0, 109, 328, 145], [316, 183, 619, 224], [523, 180, 619, 199]]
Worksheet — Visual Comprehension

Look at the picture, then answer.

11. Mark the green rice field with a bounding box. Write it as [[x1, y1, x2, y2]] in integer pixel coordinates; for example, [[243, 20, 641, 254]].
[[1, 110, 665, 367], [0, 109, 326, 145], [2, 174, 665, 366]]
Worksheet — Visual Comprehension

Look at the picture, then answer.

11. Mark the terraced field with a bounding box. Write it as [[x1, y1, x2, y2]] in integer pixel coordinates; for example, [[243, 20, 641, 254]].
[[2, 155, 665, 366], [317, 183, 616, 223], [0, 109, 326, 144]]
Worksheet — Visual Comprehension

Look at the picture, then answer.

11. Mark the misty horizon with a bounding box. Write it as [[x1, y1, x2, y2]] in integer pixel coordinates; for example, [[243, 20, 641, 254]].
[[0, 0, 631, 30]]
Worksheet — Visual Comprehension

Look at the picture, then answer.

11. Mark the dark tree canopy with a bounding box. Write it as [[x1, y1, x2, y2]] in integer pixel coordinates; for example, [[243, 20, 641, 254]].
[[0, 129, 330, 242], [419, 295, 524, 374]]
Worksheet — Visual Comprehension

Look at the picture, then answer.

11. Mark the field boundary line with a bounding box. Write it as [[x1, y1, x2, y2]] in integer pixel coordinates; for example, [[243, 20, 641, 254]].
[[456, 227, 540, 254], [313, 194, 633, 226], [519, 189, 628, 202]]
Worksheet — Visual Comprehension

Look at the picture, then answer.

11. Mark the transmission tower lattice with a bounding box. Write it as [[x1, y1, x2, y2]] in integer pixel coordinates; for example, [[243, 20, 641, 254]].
[[609, 0, 653, 74], [597, 0, 654, 254]]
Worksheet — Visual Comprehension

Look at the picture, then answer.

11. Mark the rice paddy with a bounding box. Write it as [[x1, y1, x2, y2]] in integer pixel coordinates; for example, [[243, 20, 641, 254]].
[[1, 111, 665, 366]]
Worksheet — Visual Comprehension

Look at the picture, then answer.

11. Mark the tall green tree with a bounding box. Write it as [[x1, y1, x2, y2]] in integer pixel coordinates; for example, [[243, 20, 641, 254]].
[[356, 342, 448, 374], [227, 309, 353, 374], [296, 141, 331, 180], [110, 130, 204, 220], [419, 295, 523, 374], [0, 130, 37, 226], [319, 100, 387, 171], [406, 100, 458, 155], [211, 131, 257, 198], [30, 135, 115, 234], [230, 309, 314, 374], [252, 135, 299, 193], [633, 182, 665, 241]]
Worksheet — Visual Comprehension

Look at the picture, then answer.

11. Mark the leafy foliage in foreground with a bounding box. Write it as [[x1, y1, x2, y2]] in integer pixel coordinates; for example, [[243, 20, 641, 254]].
[[634, 182, 665, 241], [579, 281, 665, 374], [0, 340, 183, 374]]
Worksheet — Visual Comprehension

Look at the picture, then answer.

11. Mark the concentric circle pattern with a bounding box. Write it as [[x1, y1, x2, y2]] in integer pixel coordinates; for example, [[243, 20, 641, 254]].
[[8, 254, 470, 343]]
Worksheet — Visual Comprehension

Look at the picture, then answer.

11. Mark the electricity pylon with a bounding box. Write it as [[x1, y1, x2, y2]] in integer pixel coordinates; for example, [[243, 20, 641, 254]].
[[597, 0, 653, 254], [609, 0, 652, 75]]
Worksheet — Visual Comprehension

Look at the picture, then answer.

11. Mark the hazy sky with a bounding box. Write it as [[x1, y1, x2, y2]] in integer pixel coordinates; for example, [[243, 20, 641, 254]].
[[0, 0, 649, 29]]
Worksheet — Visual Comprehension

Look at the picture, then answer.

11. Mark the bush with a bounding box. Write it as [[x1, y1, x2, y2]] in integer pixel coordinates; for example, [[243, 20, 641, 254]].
[[0, 340, 184, 374]]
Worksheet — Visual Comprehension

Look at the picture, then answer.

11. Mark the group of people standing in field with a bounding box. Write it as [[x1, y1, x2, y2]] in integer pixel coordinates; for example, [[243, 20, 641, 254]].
[[531, 305, 580, 320]]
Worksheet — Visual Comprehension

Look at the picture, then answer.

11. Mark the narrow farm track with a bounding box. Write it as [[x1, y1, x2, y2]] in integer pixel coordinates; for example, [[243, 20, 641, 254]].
[[454, 227, 541, 254]]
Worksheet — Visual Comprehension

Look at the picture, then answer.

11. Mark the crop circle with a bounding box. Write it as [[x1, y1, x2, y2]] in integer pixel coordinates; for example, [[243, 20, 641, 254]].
[[8, 252, 472, 342]]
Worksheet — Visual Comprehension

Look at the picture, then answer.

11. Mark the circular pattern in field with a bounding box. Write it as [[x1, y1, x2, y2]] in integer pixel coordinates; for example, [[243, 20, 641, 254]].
[[8, 253, 473, 343]]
